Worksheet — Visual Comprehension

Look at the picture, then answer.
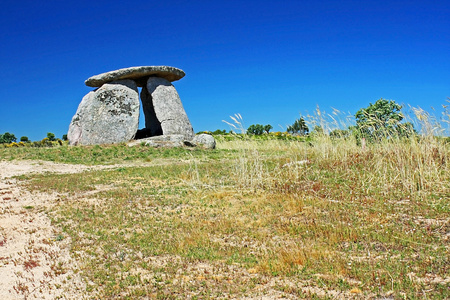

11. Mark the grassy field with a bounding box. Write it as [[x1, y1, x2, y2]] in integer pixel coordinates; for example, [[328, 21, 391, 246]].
[[1, 134, 449, 299]]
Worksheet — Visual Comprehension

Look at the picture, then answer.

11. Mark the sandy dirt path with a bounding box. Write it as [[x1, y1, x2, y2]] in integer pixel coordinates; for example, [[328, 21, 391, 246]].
[[0, 160, 106, 299]]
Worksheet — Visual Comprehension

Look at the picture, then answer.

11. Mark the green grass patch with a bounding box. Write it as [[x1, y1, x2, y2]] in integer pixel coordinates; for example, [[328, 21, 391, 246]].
[[0, 143, 230, 165]]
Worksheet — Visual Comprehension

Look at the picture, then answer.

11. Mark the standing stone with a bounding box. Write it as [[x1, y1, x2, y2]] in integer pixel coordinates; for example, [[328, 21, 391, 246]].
[[68, 79, 140, 145], [143, 77, 194, 140]]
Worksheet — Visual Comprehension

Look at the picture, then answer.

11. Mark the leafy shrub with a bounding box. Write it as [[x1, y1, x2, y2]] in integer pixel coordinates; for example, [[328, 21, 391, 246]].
[[0, 132, 17, 144], [212, 129, 227, 135], [6, 142, 19, 147], [41, 137, 53, 147], [264, 124, 273, 134], [247, 124, 265, 135]]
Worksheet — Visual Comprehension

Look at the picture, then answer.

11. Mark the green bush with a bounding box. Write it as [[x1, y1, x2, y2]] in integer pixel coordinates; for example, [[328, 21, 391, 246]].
[[212, 129, 227, 135], [0, 132, 17, 144], [47, 132, 56, 141], [264, 124, 273, 134], [247, 124, 265, 135]]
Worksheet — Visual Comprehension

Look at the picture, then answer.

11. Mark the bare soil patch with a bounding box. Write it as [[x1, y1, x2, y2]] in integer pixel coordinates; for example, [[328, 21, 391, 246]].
[[0, 160, 99, 299]]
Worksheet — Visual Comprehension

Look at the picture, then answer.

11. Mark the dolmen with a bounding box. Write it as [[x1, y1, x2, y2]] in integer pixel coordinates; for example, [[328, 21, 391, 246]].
[[67, 66, 215, 149]]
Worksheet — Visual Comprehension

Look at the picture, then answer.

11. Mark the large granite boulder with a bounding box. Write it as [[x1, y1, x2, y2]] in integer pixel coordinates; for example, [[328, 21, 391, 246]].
[[85, 66, 185, 87], [68, 80, 140, 145], [142, 77, 194, 140]]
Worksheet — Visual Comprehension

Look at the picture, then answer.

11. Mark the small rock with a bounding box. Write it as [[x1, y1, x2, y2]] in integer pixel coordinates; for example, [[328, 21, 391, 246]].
[[282, 160, 309, 168], [127, 135, 186, 148], [192, 134, 216, 149]]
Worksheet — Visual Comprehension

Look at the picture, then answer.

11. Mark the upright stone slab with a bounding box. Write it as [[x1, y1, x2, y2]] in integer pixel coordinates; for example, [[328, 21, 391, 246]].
[[143, 77, 194, 139], [68, 79, 140, 145]]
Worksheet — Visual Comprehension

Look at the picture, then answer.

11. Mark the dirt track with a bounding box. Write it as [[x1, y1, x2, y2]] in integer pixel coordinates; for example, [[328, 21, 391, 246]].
[[0, 161, 94, 299]]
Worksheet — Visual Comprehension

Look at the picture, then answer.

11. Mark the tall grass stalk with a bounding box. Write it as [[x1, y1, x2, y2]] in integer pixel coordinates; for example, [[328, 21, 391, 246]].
[[221, 106, 449, 197]]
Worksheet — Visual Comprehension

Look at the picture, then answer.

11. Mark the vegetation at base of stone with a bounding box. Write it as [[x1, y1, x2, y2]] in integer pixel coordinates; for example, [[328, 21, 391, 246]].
[[287, 117, 309, 135], [0, 143, 228, 165], [15, 129, 449, 298]]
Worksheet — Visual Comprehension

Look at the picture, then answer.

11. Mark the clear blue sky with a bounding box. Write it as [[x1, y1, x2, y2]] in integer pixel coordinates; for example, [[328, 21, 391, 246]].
[[1, 0, 449, 141]]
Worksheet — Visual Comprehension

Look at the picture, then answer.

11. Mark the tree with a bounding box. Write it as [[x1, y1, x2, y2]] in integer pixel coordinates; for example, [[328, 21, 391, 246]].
[[0, 132, 17, 144], [47, 132, 56, 141], [396, 122, 416, 138], [247, 124, 264, 135], [62, 134, 68, 141], [20, 136, 29, 142], [287, 117, 309, 136], [355, 98, 414, 140], [264, 124, 273, 134]]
